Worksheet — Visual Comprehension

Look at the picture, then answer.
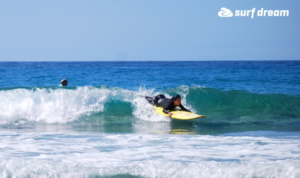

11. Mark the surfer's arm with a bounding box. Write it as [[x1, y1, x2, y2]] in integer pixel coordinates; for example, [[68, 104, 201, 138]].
[[162, 108, 170, 114], [162, 102, 174, 114], [162, 108, 173, 118], [163, 109, 172, 117], [160, 100, 173, 117], [179, 104, 191, 112]]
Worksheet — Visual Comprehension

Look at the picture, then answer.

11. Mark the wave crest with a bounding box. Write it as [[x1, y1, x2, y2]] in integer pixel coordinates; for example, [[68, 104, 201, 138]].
[[1, 86, 300, 125]]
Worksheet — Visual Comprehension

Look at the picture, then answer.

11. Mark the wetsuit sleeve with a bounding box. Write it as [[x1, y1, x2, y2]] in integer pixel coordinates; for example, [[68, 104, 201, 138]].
[[162, 101, 174, 114], [163, 108, 169, 114], [157, 99, 173, 114], [179, 104, 191, 112], [162, 104, 172, 114]]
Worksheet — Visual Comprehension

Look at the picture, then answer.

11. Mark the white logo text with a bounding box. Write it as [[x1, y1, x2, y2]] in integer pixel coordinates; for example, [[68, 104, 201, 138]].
[[218, 7, 289, 18]]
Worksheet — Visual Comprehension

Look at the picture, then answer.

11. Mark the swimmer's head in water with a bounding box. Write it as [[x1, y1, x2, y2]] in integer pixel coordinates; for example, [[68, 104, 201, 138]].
[[61, 79, 68, 86]]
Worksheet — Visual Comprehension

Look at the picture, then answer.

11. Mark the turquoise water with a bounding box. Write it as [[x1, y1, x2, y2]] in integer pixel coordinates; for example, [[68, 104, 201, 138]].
[[0, 61, 300, 177]]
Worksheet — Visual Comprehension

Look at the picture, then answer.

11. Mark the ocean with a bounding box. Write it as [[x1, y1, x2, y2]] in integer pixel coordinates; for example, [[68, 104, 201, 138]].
[[0, 61, 299, 178]]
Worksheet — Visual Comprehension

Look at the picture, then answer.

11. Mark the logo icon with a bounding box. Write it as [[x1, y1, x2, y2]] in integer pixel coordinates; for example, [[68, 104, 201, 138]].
[[218, 7, 233, 17]]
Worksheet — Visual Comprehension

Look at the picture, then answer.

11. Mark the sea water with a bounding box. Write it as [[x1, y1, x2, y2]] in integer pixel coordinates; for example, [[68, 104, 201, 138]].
[[0, 61, 299, 178]]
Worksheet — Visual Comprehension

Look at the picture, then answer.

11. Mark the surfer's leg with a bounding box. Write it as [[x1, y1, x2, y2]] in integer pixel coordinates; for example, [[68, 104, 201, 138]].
[[145, 96, 155, 105], [154, 94, 166, 105]]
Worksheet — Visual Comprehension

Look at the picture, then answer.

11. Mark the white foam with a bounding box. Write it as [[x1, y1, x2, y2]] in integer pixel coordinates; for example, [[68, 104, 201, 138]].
[[0, 87, 112, 124], [0, 131, 299, 178], [131, 87, 170, 122]]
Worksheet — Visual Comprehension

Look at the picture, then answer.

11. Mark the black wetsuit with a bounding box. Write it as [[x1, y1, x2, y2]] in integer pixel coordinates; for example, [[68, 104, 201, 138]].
[[157, 98, 190, 114], [145, 95, 191, 114]]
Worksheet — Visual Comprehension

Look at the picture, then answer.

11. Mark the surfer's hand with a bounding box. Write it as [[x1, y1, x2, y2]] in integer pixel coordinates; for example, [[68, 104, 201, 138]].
[[168, 113, 172, 118]]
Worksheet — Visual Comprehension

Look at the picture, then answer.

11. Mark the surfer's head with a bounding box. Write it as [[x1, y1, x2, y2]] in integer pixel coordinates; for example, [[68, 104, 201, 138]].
[[61, 79, 68, 86], [172, 95, 181, 106]]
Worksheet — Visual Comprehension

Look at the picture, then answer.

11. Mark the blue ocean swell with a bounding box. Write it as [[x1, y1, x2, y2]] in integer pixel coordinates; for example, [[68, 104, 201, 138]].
[[0, 61, 299, 95]]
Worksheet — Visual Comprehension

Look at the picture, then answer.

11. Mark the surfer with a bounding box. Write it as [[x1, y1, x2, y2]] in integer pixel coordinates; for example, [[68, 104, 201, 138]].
[[146, 94, 191, 118], [59, 79, 68, 86]]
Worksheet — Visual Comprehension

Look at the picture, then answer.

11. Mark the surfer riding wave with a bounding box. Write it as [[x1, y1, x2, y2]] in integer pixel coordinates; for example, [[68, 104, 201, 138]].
[[145, 94, 191, 118]]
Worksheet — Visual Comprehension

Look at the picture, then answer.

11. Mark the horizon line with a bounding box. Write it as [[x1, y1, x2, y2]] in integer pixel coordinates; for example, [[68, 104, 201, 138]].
[[0, 59, 299, 62]]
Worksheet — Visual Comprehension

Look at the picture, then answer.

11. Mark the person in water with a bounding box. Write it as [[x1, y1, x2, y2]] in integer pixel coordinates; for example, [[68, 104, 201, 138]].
[[147, 94, 191, 118], [59, 79, 68, 86]]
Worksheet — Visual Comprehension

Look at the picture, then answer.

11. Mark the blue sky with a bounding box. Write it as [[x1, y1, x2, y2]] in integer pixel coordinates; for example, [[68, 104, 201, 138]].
[[0, 0, 299, 61]]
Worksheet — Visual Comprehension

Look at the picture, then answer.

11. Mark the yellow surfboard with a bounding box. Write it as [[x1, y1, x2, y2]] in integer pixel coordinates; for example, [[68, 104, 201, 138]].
[[154, 106, 206, 120]]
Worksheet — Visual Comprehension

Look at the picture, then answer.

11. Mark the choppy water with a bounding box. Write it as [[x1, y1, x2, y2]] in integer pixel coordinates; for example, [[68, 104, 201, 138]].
[[0, 61, 299, 177]]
